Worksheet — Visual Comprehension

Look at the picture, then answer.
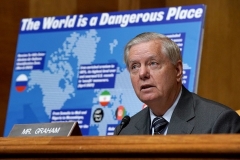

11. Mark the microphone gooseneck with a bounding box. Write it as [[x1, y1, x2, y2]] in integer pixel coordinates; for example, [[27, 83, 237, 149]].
[[117, 115, 130, 135]]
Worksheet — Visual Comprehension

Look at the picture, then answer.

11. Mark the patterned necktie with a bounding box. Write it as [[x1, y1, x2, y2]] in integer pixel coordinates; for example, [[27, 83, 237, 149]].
[[152, 117, 168, 135]]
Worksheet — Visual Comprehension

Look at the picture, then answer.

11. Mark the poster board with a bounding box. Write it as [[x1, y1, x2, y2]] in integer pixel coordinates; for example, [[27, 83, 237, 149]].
[[4, 4, 206, 136]]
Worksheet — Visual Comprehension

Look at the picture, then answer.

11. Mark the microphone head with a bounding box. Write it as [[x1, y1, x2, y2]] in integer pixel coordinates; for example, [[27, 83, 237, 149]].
[[117, 116, 131, 135], [120, 115, 130, 127]]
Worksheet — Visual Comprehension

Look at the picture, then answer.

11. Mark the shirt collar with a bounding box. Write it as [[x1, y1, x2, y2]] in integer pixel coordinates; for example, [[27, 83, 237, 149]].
[[150, 87, 182, 123]]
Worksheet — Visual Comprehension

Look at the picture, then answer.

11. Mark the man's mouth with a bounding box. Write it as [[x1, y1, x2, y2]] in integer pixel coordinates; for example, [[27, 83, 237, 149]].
[[141, 84, 154, 90]]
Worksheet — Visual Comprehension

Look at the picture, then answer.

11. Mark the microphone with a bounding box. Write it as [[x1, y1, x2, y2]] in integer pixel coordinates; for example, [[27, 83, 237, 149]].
[[117, 115, 130, 135]]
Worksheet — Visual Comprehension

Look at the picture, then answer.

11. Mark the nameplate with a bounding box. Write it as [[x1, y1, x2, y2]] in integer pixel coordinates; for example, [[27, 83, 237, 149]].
[[8, 122, 82, 137]]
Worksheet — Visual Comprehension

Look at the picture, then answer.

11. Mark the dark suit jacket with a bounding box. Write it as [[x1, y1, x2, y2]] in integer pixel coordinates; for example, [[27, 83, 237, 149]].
[[114, 86, 240, 135]]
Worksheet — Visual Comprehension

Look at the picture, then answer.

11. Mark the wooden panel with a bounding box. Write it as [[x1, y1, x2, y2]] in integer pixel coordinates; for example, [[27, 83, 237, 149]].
[[118, 0, 140, 11], [0, 135, 239, 159], [118, 0, 165, 11], [29, 0, 78, 17], [29, 0, 119, 17], [0, 0, 29, 137], [76, 0, 118, 13], [140, 0, 166, 9]]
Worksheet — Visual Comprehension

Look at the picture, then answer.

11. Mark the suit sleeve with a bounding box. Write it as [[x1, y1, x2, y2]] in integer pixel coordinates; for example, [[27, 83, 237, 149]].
[[211, 110, 240, 133]]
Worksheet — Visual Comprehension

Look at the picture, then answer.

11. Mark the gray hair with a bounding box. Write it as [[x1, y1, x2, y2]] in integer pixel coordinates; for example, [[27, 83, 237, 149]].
[[124, 32, 182, 68]]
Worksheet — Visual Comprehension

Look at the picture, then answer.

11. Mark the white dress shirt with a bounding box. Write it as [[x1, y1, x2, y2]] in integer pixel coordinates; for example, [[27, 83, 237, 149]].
[[150, 87, 182, 135]]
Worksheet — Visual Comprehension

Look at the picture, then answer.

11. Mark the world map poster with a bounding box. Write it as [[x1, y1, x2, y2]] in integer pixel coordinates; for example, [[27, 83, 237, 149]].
[[4, 4, 206, 136]]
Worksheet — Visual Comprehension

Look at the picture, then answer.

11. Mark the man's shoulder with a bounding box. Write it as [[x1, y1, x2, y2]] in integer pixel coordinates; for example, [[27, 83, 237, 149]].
[[130, 107, 149, 122], [191, 92, 231, 111], [179, 86, 237, 121], [175, 87, 240, 133], [182, 86, 232, 111]]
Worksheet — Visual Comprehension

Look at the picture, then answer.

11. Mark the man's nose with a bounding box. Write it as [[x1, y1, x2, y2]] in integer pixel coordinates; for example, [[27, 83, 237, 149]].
[[139, 66, 150, 80]]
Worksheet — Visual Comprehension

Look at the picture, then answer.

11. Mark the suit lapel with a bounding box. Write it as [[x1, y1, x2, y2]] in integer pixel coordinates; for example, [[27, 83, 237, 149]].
[[134, 107, 151, 135], [167, 86, 195, 134]]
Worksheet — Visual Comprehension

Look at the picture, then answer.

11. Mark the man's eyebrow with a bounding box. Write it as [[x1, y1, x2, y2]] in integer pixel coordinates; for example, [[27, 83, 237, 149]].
[[128, 60, 137, 63], [129, 56, 159, 63], [148, 55, 158, 59]]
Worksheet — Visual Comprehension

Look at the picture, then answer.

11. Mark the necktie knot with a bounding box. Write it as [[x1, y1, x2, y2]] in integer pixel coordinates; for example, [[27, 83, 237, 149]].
[[152, 117, 168, 135]]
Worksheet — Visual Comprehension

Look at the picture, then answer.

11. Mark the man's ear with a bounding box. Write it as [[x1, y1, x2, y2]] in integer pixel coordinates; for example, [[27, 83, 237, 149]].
[[175, 60, 183, 82]]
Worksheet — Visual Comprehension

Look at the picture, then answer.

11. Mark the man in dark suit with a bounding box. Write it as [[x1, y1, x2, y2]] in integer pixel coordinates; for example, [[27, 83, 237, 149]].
[[114, 32, 240, 135]]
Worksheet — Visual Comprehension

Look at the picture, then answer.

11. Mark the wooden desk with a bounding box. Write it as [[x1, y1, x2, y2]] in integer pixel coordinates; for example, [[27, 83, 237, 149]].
[[0, 134, 239, 159]]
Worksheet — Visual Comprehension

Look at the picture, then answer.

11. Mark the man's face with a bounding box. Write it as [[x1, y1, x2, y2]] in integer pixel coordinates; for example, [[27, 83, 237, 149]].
[[128, 40, 182, 108]]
